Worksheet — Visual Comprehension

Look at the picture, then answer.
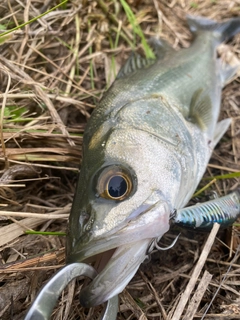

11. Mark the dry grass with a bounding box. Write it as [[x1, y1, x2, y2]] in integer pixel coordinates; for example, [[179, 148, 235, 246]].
[[0, 0, 240, 319]]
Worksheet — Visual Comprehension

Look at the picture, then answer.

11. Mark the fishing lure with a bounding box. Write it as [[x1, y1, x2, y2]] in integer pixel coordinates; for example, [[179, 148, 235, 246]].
[[24, 262, 118, 320], [172, 189, 240, 230]]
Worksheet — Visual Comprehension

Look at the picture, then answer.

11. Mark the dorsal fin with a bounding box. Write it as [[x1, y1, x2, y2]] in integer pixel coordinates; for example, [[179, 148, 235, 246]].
[[188, 88, 212, 130], [148, 38, 175, 59], [116, 52, 155, 79], [116, 38, 175, 79]]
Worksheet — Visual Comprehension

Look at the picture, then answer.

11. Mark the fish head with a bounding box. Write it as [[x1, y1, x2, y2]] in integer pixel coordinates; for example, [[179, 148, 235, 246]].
[[66, 120, 182, 306]]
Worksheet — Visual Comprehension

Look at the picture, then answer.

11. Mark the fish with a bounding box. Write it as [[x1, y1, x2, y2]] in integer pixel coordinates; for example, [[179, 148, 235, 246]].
[[66, 15, 240, 307]]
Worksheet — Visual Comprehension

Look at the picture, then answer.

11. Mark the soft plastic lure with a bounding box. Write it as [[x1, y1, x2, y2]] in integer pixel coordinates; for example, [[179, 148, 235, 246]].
[[173, 189, 240, 230], [24, 262, 118, 320]]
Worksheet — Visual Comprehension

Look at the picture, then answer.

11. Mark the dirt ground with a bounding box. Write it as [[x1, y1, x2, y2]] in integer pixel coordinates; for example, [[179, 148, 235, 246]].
[[0, 0, 240, 319]]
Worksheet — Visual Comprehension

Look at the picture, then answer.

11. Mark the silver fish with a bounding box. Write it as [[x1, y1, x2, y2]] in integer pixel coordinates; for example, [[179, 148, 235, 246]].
[[67, 16, 240, 307]]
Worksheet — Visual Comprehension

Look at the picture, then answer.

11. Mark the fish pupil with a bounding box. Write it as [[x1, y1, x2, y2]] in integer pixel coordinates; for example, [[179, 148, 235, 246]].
[[108, 175, 127, 198]]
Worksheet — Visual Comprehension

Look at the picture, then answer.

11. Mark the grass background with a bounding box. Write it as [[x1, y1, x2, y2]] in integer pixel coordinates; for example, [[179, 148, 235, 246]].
[[0, 0, 240, 319]]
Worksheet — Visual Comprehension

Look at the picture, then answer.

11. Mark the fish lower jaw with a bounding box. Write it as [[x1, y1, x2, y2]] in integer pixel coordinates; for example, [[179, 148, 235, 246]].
[[79, 263, 137, 307], [78, 239, 151, 307]]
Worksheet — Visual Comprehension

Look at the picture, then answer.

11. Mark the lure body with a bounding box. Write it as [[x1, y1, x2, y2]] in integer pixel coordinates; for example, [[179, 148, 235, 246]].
[[173, 189, 240, 229]]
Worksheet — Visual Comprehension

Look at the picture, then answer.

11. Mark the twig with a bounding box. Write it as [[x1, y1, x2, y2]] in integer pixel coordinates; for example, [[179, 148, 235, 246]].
[[183, 270, 212, 320], [0, 210, 69, 219], [170, 223, 220, 320], [0, 73, 11, 165], [200, 244, 240, 319]]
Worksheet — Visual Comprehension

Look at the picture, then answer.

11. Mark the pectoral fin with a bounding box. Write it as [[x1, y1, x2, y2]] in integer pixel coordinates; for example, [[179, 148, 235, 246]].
[[189, 88, 213, 130]]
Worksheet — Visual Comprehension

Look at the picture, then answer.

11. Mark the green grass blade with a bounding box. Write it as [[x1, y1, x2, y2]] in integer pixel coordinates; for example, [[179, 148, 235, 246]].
[[0, 0, 68, 38], [25, 230, 66, 236], [204, 171, 240, 180], [192, 178, 217, 197], [119, 0, 155, 59]]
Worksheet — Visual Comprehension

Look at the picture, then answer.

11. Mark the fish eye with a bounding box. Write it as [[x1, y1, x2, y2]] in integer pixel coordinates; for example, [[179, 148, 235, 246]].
[[97, 166, 133, 201]]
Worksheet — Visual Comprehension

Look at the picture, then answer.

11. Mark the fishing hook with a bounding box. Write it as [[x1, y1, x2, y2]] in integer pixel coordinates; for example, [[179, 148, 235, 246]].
[[154, 233, 180, 251]]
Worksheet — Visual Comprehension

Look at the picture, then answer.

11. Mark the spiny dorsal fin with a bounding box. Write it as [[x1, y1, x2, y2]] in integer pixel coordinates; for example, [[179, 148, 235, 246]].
[[116, 52, 155, 79], [189, 88, 212, 130], [116, 38, 175, 79]]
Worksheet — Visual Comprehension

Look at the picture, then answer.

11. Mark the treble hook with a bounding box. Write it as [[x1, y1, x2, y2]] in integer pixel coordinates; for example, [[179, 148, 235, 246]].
[[154, 233, 180, 251], [24, 262, 118, 320]]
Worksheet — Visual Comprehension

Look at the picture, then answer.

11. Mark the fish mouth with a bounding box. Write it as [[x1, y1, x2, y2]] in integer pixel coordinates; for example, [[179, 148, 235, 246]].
[[78, 240, 151, 307], [67, 238, 151, 307], [67, 198, 171, 307]]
